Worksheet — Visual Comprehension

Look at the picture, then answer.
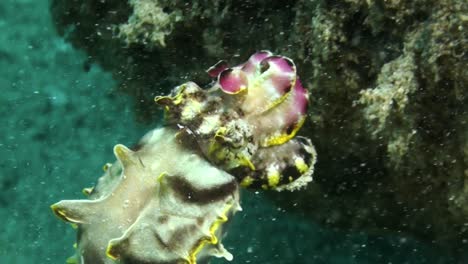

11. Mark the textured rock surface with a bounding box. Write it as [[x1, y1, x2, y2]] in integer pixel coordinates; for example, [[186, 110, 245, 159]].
[[50, 0, 468, 251]]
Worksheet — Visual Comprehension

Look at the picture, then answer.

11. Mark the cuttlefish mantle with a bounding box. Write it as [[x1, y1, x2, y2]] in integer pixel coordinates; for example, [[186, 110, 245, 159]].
[[52, 128, 240, 264]]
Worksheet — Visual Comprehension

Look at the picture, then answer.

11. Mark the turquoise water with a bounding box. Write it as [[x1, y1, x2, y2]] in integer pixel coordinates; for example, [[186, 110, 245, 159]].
[[0, 1, 463, 263]]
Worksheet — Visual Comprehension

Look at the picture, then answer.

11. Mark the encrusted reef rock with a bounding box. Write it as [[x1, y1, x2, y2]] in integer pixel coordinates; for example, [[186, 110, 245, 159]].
[[52, 52, 316, 263], [51, 0, 467, 252]]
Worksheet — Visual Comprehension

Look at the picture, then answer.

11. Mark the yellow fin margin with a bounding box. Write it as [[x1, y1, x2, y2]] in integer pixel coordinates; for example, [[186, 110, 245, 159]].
[[188, 203, 233, 264]]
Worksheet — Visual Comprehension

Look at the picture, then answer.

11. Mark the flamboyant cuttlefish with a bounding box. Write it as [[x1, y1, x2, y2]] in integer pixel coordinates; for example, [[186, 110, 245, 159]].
[[51, 51, 316, 264]]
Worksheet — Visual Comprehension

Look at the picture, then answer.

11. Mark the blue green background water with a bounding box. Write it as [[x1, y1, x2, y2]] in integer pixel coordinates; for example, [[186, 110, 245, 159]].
[[0, 1, 464, 263]]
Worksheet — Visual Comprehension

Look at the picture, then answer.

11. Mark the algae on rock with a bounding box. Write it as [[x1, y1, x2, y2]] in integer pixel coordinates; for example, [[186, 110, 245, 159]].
[[357, 51, 418, 163], [119, 0, 183, 47]]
